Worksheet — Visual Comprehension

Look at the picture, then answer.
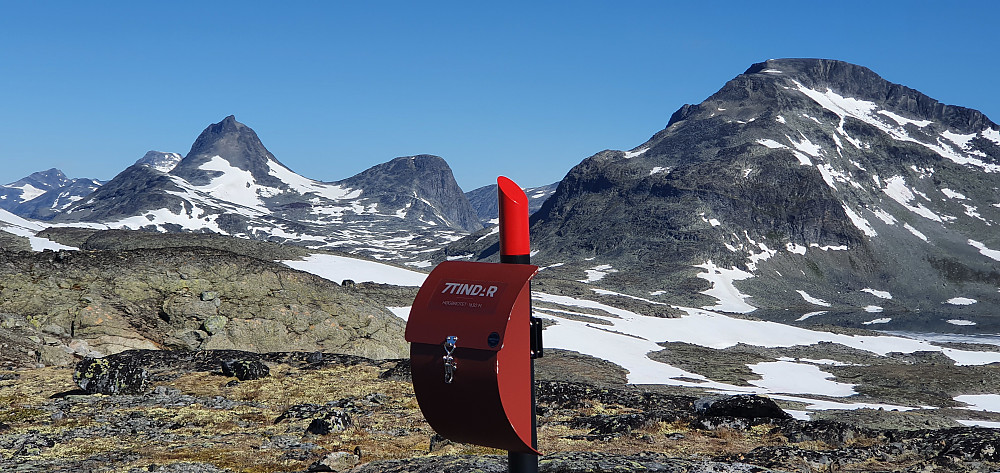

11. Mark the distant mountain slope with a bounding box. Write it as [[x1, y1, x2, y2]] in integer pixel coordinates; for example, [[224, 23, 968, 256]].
[[54, 116, 481, 260], [457, 58, 1000, 330], [466, 182, 558, 224], [0, 168, 102, 220], [134, 151, 183, 173]]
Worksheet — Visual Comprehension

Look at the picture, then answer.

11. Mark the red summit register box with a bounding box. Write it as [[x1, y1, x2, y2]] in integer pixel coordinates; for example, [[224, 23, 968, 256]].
[[404, 260, 539, 454]]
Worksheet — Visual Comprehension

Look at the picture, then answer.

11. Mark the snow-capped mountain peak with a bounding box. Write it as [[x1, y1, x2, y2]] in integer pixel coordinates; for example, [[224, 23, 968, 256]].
[[135, 151, 183, 173], [459, 58, 1000, 330], [50, 116, 481, 260]]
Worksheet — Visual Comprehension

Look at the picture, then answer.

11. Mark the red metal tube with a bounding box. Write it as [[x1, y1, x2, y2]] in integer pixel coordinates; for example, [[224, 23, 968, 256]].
[[497, 176, 531, 259]]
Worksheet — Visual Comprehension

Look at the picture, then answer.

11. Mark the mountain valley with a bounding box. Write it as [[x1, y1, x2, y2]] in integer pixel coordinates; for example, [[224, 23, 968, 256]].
[[3, 58, 1000, 472]]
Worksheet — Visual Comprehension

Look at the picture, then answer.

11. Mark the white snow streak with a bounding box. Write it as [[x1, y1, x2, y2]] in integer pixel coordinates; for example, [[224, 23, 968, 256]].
[[694, 261, 756, 314], [796, 311, 827, 321], [904, 223, 929, 242], [946, 297, 977, 306], [968, 239, 1000, 261], [757, 139, 787, 149], [882, 176, 942, 222], [842, 205, 876, 237], [861, 288, 892, 299], [947, 319, 977, 326], [796, 290, 831, 307], [623, 147, 649, 159], [941, 188, 968, 200]]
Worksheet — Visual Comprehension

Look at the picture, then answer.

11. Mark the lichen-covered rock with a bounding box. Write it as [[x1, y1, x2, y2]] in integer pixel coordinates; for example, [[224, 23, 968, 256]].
[[696, 394, 792, 420], [127, 462, 234, 473], [343, 453, 784, 472], [219, 359, 269, 380], [309, 451, 360, 472], [306, 409, 353, 435], [377, 359, 411, 381], [73, 354, 149, 395], [0, 246, 408, 359]]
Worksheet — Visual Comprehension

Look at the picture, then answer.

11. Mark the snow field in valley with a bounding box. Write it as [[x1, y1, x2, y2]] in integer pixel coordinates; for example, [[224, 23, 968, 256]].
[[0, 208, 77, 251], [282, 253, 1000, 418], [281, 253, 428, 287]]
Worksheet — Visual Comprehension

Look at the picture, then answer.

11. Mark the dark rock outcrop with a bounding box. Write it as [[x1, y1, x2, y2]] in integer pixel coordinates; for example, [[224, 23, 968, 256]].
[[219, 359, 269, 381], [306, 410, 353, 435], [695, 394, 793, 420], [74, 354, 150, 395]]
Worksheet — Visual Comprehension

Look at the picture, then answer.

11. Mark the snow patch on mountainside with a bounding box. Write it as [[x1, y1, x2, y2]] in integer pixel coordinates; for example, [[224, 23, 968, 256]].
[[842, 205, 877, 237], [694, 261, 756, 313], [103, 207, 226, 233], [861, 288, 892, 299], [281, 253, 428, 286], [749, 361, 856, 397], [882, 176, 943, 222], [623, 147, 649, 159], [266, 160, 360, 200], [579, 264, 617, 283], [794, 81, 1000, 172], [12, 184, 46, 202], [194, 156, 272, 212], [946, 297, 977, 306], [955, 395, 1000, 413], [968, 239, 1000, 261], [796, 290, 831, 307]]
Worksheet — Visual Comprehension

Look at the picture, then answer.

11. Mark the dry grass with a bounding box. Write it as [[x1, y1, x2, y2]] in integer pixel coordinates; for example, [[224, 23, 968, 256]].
[[1, 361, 914, 472]]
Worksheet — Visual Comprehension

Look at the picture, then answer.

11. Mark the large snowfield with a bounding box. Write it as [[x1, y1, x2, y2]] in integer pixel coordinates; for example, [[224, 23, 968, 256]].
[[284, 253, 1000, 422]]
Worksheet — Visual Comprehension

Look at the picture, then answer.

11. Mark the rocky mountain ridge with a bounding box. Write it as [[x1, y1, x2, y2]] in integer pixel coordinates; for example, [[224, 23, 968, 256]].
[[34, 115, 482, 260], [0, 168, 102, 220], [453, 58, 1000, 331]]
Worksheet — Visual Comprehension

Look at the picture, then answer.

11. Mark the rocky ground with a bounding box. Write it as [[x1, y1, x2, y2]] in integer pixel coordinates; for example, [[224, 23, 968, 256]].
[[0, 238, 408, 363], [3, 349, 1000, 473]]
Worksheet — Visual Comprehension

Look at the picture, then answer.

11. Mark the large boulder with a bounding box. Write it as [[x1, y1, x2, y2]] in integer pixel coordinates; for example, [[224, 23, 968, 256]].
[[73, 353, 150, 395], [696, 394, 792, 420]]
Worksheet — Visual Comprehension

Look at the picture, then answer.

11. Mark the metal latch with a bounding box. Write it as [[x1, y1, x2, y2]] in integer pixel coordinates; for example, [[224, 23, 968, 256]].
[[443, 335, 458, 383]]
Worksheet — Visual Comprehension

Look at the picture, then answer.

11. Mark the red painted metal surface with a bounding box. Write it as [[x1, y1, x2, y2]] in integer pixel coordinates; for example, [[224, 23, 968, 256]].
[[497, 176, 531, 257], [405, 261, 540, 454]]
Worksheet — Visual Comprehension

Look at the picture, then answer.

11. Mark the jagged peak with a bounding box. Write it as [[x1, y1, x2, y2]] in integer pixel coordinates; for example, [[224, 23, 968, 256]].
[[740, 58, 996, 132], [28, 168, 68, 180]]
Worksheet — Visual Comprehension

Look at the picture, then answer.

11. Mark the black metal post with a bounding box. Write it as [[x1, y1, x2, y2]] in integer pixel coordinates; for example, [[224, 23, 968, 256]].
[[502, 253, 538, 473]]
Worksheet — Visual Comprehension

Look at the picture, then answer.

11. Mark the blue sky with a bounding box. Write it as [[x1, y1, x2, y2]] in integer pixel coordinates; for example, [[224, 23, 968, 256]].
[[1, 1, 997, 190]]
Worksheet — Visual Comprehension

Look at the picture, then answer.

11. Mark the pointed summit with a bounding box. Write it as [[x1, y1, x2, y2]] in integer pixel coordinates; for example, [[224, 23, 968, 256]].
[[171, 115, 288, 188]]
